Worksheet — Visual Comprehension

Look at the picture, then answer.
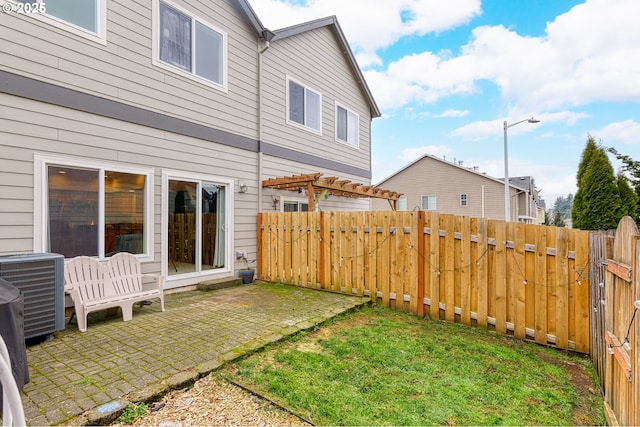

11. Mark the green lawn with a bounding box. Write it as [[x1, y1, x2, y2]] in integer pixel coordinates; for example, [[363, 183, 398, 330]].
[[221, 305, 604, 426]]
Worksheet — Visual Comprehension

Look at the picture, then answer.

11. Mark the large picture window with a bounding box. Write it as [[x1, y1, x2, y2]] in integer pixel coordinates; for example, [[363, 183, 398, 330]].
[[156, 0, 226, 87], [336, 104, 359, 147], [287, 77, 321, 133], [36, 158, 153, 259]]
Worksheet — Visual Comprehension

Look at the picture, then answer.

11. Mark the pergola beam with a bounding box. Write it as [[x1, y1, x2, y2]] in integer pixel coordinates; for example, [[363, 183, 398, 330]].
[[262, 173, 402, 208]]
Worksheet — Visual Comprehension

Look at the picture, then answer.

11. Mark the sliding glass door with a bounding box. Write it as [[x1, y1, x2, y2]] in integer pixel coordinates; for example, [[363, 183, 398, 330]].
[[167, 177, 228, 277]]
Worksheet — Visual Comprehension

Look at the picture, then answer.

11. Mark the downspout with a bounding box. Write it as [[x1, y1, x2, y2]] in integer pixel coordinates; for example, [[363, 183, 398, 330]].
[[257, 31, 273, 213], [481, 185, 485, 218]]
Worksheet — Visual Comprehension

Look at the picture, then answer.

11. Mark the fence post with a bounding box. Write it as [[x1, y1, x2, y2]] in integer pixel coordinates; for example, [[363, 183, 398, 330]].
[[417, 211, 425, 317], [319, 211, 325, 288], [257, 213, 264, 280]]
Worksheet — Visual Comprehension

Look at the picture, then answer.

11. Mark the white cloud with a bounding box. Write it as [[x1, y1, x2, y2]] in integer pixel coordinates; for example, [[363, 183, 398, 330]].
[[436, 109, 470, 118], [448, 111, 590, 141], [590, 120, 640, 145]]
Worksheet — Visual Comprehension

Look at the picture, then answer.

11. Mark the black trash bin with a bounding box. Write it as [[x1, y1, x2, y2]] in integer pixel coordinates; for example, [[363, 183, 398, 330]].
[[0, 277, 29, 409]]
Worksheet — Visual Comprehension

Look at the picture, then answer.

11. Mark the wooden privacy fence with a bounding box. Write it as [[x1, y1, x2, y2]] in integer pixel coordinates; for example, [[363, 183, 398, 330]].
[[591, 216, 639, 426], [257, 211, 591, 353]]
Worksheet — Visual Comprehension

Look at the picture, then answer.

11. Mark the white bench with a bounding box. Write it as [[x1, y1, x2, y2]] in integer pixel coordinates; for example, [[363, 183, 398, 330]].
[[64, 253, 165, 332]]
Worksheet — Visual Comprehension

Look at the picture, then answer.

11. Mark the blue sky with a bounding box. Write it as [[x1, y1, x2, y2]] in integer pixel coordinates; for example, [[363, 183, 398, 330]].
[[248, 0, 640, 206]]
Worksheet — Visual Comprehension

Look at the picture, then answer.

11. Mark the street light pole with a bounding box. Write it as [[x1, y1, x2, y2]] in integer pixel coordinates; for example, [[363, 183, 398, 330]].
[[503, 117, 540, 222]]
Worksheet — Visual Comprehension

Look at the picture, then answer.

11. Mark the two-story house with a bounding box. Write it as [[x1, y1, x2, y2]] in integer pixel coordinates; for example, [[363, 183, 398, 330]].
[[371, 154, 545, 223], [0, 0, 381, 290], [508, 176, 546, 224]]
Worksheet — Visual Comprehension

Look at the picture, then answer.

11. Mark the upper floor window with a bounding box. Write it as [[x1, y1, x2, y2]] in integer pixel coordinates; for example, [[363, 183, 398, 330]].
[[335, 103, 359, 147], [422, 195, 437, 211], [154, 0, 227, 89], [16, 0, 105, 43], [287, 77, 321, 133], [460, 193, 468, 207]]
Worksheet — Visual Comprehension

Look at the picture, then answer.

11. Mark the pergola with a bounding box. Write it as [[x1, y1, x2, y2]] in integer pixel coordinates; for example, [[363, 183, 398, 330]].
[[262, 173, 402, 211]]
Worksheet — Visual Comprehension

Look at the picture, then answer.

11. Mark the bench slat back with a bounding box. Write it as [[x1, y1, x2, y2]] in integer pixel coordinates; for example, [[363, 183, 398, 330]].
[[64, 256, 112, 301], [107, 253, 143, 294]]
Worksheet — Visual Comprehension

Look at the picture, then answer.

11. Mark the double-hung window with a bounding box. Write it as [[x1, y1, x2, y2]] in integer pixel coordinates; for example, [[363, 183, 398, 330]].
[[460, 193, 468, 207], [335, 103, 359, 147], [422, 195, 437, 211], [16, 0, 105, 42], [35, 156, 153, 259], [155, 0, 226, 89], [287, 77, 321, 133]]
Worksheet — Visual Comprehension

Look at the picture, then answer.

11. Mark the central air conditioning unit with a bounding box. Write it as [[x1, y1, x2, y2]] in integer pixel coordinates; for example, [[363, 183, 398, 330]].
[[0, 253, 65, 339]]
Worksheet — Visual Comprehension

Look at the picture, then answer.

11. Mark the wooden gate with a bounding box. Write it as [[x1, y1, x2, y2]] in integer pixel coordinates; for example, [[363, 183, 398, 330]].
[[603, 216, 640, 426]]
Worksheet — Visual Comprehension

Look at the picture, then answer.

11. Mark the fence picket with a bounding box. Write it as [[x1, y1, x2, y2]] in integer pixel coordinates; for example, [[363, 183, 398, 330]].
[[459, 216, 471, 325], [495, 220, 507, 334], [442, 214, 455, 322], [555, 227, 569, 350], [476, 218, 488, 329], [534, 224, 548, 345]]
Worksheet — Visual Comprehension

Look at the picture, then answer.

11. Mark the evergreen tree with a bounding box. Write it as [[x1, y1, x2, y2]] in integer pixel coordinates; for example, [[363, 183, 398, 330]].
[[553, 194, 573, 220], [552, 210, 566, 227], [572, 137, 599, 226], [608, 147, 640, 223], [572, 142, 622, 230], [617, 174, 638, 219]]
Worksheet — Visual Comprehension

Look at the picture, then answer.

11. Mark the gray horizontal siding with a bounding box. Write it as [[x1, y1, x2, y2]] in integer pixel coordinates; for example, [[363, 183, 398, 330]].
[[261, 25, 372, 172], [0, 0, 261, 139], [0, 94, 260, 257]]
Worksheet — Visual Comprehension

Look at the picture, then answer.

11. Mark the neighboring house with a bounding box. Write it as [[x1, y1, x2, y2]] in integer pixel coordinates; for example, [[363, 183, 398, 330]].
[[508, 176, 546, 224], [371, 154, 544, 223], [0, 0, 380, 290]]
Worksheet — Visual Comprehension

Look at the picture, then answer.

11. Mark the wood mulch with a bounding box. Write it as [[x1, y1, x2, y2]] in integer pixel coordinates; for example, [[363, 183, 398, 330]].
[[116, 373, 312, 426]]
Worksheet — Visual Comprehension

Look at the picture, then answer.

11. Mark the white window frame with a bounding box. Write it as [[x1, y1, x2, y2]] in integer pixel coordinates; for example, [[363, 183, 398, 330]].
[[281, 196, 309, 213], [397, 195, 408, 211], [11, 0, 107, 44], [161, 169, 234, 289], [460, 193, 468, 207], [152, 0, 228, 91], [33, 154, 155, 261], [421, 195, 437, 211], [335, 102, 359, 148], [286, 76, 322, 135]]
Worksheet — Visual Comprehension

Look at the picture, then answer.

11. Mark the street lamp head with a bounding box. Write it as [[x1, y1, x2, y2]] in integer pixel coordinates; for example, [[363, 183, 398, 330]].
[[527, 117, 540, 124]]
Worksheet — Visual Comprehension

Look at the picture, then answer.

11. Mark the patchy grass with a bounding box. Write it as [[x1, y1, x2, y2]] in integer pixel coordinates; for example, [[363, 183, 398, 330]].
[[221, 305, 604, 426], [115, 403, 149, 425]]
